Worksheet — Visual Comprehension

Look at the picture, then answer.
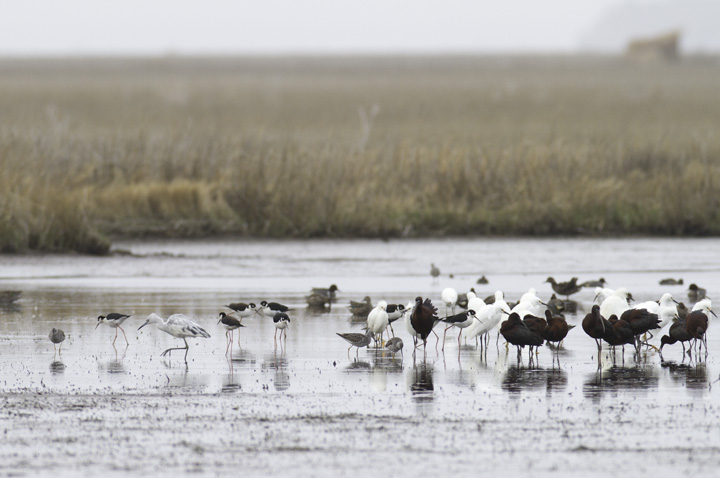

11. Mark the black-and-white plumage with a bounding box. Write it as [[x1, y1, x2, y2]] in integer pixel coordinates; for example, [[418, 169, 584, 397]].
[[260, 301, 291, 317], [96, 313, 131, 345], [273, 312, 290, 340], [218, 312, 245, 355], [225, 302, 257, 319]]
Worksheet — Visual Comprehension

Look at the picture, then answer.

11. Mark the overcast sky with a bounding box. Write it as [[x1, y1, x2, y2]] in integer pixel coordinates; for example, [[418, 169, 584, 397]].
[[0, 1, 654, 55]]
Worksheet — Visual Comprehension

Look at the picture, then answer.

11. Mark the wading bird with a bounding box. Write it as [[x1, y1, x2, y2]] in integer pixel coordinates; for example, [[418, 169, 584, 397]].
[[410, 296, 439, 358], [440, 309, 477, 351], [500, 312, 544, 361], [367, 301, 389, 347], [259, 301, 291, 317], [686, 299, 717, 357], [336, 329, 374, 357], [96, 313, 131, 346], [49, 328, 65, 354], [441, 287, 458, 315], [659, 318, 693, 357], [385, 337, 404, 359], [273, 312, 290, 341], [217, 312, 244, 355], [224, 302, 257, 320], [137, 313, 210, 363]]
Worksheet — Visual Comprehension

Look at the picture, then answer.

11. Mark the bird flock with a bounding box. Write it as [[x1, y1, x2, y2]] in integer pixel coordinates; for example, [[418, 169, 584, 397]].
[[44, 273, 714, 369]]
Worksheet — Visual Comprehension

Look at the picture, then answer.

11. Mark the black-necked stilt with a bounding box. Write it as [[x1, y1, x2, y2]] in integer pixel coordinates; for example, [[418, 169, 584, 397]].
[[336, 329, 373, 357], [225, 302, 257, 319], [96, 313, 131, 346], [385, 303, 405, 336], [218, 312, 244, 355], [49, 328, 65, 354], [273, 312, 290, 341], [687, 283, 707, 303], [259, 301, 290, 317], [500, 312, 544, 361], [440, 310, 476, 350], [545, 277, 581, 299], [348, 296, 372, 317], [367, 300, 389, 347], [137, 313, 210, 363], [385, 336, 404, 359]]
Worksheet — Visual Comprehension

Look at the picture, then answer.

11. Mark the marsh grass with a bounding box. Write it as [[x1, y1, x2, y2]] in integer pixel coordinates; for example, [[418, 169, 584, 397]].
[[1, 55, 720, 253]]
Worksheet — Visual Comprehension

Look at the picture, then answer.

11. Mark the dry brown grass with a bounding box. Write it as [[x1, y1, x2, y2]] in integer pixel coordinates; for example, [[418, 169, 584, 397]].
[[1, 55, 720, 253]]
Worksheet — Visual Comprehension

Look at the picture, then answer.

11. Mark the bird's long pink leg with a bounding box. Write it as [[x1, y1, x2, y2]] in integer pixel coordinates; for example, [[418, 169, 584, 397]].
[[119, 327, 129, 345]]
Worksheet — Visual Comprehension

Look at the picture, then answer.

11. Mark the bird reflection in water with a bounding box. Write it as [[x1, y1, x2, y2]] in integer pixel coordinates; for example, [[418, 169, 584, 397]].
[[662, 361, 708, 392], [501, 366, 567, 395], [409, 363, 434, 401], [50, 360, 66, 374], [583, 365, 659, 401], [264, 350, 290, 392]]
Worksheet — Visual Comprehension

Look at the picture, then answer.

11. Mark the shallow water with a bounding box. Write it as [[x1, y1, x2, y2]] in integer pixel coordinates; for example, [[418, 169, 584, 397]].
[[0, 237, 719, 477]]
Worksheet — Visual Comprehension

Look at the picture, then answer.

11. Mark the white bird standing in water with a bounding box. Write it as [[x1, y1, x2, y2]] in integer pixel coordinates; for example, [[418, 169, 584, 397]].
[[137, 313, 210, 362], [442, 288, 458, 316], [367, 300, 389, 347]]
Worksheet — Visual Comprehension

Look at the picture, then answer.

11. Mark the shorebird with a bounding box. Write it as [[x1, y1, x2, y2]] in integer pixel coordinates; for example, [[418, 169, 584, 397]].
[[386, 304, 406, 336], [367, 301, 389, 347], [217, 312, 244, 354], [137, 313, 210, 362], [660, 318, 693, 356], [604, 315, 635, 360], [542, 310, 574, 349], [348, 296, 373, 317], [224, 302, 257, 320], [96, 313, 131, 346], [440, 309, 477, 351], [620, 307, 661, 353], [336, 329, 373, 357], [259, 301, 291, 317], [500, 312, 544, 361], [385, 337, 404, 359], [273, 312, 290, 341], [582, 304, 610, 355], [430, 263, 440, 281], [49, 328, 65, 354], [686, 299, 717, 357], [545, 277, 581, 299], [410, 296, 439, 358]]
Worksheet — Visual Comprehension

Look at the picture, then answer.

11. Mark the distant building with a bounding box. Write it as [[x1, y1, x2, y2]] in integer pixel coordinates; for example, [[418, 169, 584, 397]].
[[625, 30, 681, 61]]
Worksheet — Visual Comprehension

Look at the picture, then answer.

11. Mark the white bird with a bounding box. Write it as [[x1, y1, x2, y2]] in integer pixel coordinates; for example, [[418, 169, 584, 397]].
[[594, 286, 616, 305], [467, 291, 485, 313], [511, 295, 545, 316], [464, 302, 504, 345], [519, 288, 539, 304], [96, 313, 131, 346], [137, 313, 210, 362], [441, 288, 458, 315], [636, 300, 660, 314], [600, 287, 632, 320], [654, 293, 679, 331], [692, 298, 715, 314], [367, 300, 389, 346], [273, 312, 290, 341]]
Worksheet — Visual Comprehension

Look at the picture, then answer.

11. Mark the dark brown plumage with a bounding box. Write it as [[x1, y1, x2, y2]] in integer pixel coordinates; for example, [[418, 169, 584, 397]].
[[500, 312, 544, 360], [685, 310, 709, 356], [620, 308, 661, 353], [545, 277, 581, 299], [604, 315, 635, 347], [543, 310, 573, 345], [660, 318, 693, 356], [410, 296, 439, 355], [582, 304, 610, 354]]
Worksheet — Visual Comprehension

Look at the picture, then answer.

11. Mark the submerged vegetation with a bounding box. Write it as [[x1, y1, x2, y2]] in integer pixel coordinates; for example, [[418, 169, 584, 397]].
[[1, 55, 720, 253]]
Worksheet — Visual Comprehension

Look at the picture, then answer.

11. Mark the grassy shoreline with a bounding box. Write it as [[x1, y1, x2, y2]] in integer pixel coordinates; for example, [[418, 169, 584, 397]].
[[1, 55, 720, 254]]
